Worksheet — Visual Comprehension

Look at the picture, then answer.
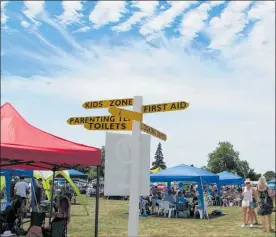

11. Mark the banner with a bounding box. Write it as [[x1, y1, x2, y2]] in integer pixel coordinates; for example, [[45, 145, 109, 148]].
[[104, 132, 151, 196]]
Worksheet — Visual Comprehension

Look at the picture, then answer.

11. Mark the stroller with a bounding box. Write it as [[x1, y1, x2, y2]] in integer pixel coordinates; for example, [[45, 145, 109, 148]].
[[0, 198, 21, 234]]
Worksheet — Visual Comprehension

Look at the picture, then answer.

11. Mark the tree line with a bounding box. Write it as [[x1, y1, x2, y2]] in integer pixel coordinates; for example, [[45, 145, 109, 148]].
[[77, 141, 275, 182]]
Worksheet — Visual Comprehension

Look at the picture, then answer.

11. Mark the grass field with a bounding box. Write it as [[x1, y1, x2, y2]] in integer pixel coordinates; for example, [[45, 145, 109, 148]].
[[68, 198, 275, 237]]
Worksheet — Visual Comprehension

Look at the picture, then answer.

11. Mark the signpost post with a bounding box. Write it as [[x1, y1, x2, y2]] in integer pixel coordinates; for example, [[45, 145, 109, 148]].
[[127, 96, 142, 237], [66, 97, 190, 237]]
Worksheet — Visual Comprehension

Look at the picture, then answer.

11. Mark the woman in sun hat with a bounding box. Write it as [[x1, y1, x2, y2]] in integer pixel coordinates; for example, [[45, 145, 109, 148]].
[[256, 176, 274, 232], [241, 178, 254, 228]]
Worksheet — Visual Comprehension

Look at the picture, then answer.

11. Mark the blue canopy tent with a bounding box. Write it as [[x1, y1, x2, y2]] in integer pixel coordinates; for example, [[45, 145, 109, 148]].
[[0, 169, 36, 206], [150, 164, 219, 213], [268, 179, 275, 189], [217, 171, 244, 185], [68, 169, 88, 179]]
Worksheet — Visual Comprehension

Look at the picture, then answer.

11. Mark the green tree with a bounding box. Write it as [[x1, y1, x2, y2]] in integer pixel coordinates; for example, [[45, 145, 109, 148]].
[[100, 146, 105, 177], [247, 169, 261, 181], [236, 160, 250, 178], [263, 171, 275, 181], [87, 146, 105, 181], [207, 141, 240, 173], [152, 142, 166, 170]]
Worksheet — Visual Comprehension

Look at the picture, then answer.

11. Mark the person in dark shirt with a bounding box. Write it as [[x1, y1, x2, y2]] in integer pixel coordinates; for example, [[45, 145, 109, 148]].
[[190, 193, 199, 216], [35, 178, 43, 205]]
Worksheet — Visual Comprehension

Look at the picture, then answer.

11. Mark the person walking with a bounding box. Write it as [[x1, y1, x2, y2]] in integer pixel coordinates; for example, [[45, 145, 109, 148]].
[[256, 176, 274, 232], [241, 178, 254, 228]]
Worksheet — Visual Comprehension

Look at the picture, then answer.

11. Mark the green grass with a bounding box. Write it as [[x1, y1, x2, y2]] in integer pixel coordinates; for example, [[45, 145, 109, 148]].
[[68, 198, 275, 237]]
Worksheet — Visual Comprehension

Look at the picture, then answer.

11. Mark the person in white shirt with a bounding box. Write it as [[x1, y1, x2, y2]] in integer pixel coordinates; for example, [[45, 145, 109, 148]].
[[14, 177, 30, 215]]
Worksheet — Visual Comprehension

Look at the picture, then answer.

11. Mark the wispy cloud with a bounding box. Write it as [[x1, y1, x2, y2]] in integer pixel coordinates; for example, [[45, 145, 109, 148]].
[[207, 1, 252, 50], [23, 1, 45, 23], [179, 2, 210, 42], [58, 1, 84, 25], [1, 1, 9, 27], [112, 1, 159, 32], [89, 1, 127, 29], [139, 1, 197, 38]]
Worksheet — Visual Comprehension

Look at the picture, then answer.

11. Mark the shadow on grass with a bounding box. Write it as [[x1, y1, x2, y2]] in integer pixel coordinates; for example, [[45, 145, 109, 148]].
[[141, 213, 227, 220], [71, 214, 89, 217]]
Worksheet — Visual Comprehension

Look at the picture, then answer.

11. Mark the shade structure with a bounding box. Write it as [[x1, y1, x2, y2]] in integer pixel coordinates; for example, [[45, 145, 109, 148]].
[[217, 171, 244, 185], [268, 179, 275, 184], [150, 164, 219, 184], [150, 164, 219, 214], [68, 169, 88, 178], [0, 103, 101, 170], [0, 169, 35, 202]]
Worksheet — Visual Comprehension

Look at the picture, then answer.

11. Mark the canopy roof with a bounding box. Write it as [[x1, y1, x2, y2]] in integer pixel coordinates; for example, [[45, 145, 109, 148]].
[[217, 171, 244, 185], [150, 164, 219, 184], [0, 103, 101, 170], [0, 168, 33, 177], [268, 179, 275, 183], [68, 169, 87, 177]]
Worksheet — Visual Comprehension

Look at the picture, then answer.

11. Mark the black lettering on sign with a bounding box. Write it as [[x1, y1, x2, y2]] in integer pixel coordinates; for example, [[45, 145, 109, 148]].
[[83, 101, 103, 109], [69, 118, 74, 124], [170, 103, 176, 110]]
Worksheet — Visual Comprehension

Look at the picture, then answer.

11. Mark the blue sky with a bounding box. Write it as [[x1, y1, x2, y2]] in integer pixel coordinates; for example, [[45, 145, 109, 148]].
[[1, 1, 275, 173]]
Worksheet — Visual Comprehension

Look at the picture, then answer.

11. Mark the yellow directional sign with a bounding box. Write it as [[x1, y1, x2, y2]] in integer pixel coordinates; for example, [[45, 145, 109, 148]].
[[84, 122, 132, 131], [142, 101, 189, 114], [67, 116, 130, 125], [108, 107, 143, 122], [83, 98, 133, 109], [141, 123, 167, 141]]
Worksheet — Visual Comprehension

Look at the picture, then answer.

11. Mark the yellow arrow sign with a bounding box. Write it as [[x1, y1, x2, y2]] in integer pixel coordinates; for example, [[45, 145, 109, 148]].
[[108, 107, 143, 122], [84, 122, 132, 131], [141, 123, 167, 141], [83, 98, 133, 109], [142, 101, 189, 114], [67, 116, 130, 125]]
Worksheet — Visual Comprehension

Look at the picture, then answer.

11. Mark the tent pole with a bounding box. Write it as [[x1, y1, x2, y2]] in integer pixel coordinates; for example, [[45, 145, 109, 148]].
[[49, 168, 56, 223], [94, 165, 100, 237]]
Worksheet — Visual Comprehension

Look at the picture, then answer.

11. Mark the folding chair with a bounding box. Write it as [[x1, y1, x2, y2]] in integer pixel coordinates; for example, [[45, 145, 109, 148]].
[[50, 219, 67, 237]]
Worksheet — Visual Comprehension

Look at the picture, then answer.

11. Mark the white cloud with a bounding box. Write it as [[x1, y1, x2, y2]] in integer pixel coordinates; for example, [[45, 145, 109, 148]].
[[73, 26, 91, 34], [208, 1, 252, 50], [180, 3, 211, 42], [2, 34, 275, 173], [112, 1, 159, 32], [21, 20, 30, 28], [23, 1, 45, 21], [89, 1, 127, 29], [58, 1, 84, 25], [140, 1, 197, 37], [209, 1, 225, 7], [1, 1, 9, 26]]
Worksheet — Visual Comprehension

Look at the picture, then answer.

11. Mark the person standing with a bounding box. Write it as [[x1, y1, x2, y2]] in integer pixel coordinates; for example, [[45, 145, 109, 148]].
[[241, 179, 254, 228], [14, 177, 30, 218], [35, 178, 43, 205], [256, 176, 274, 232]]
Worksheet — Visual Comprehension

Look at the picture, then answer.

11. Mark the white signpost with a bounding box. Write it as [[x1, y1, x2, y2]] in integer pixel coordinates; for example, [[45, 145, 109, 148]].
[[128, 96, 142, 237], [67, 95, 190, 237]]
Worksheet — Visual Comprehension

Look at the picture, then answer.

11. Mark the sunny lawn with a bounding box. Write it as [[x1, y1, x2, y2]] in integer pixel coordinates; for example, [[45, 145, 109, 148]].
[[68, 198, 275, 237]]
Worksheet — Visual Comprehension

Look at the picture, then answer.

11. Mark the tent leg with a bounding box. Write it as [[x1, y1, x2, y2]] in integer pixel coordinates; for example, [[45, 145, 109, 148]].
[[94, 165, 100, 237], [49, 169, 56, 223]]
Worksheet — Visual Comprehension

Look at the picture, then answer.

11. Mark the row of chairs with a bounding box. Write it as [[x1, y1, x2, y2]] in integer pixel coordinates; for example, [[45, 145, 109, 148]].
[[156, 200, 209, 219]]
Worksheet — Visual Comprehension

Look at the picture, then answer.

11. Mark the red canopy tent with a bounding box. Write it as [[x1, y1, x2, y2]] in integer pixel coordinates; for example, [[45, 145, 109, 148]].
[[0, 102, 101, 170], [0, 102, 101, 236]]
